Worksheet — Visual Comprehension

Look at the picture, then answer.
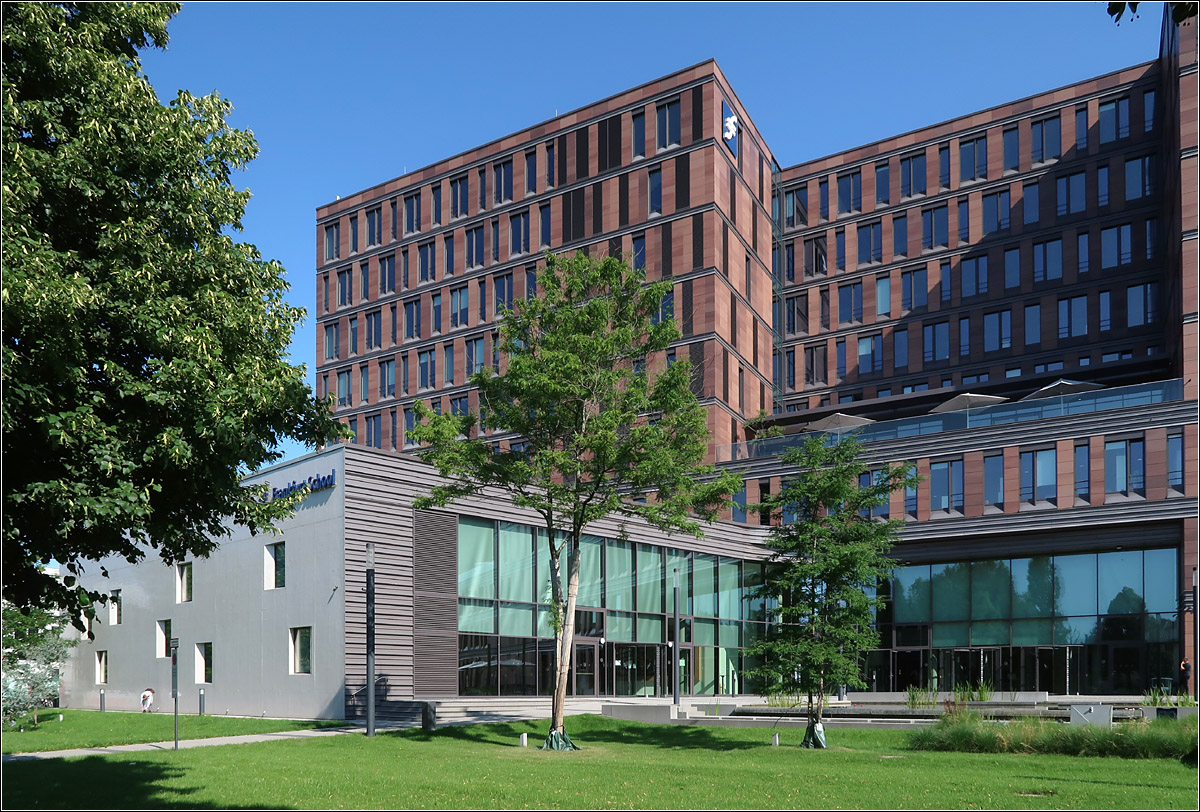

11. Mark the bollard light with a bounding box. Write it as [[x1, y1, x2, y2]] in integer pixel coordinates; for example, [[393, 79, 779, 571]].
[[519, 732, 528, 747], [199, 687, 205, 716], [99, 688, 105, 712]]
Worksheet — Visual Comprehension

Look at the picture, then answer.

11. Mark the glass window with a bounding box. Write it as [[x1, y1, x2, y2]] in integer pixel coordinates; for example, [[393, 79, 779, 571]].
[[1053, 553, 1097, 616], [971, 560, 1012, 620], [1020, 448, 1057, 503], [838, 171, 861, 213], [1033, 239, 1062, 282], [900, 152, 926, 196], [1074, 443, 1091, 501], [1168, 433, 1184, 491], [1098, 550, 1143, 615], [637, 544, 664, 613], [578, 535, 602, 607], [267, 542, 285, 589], [1003, 127, 1019, 171], [932, 563, 969, 621], [195, 642, 213, 684], [1097, 165, 1109, 206], [156, 619, 172, 658], [1127, 282, 1158, 327], [892, 565, 931, 623], [876, 275, 891, 316], [1057, 294, 1088, 339], [605, 539, 634, 611], [819, 180, 829, 219], [656, 99, 680, 149], [649, 168, 662, 215], [984, 455, 1004, 507], [982, 189, 1010, 233], [1031, 116, 1060, 162], [923, 321, 949, 362], [893, 328, 908, 369], [497, 522, 534, 603], [893, 213, 907, 256], [458, 517, 495, 599], [1105, 437, 1145, 495], [938, 145, 950, 187], [177, 563, 192, 603], [1075, 107, 1088, 150], [693, 554, 717, 618], [922, 205, 948, 248], [632, 112, 645, 159], [1098, 97, 1130, 143], [929, 459, 963, 511], [290, 626, 312, 674], [1024, 303, 1041, 345], [984, 310, 1011, 352], [875, 162, 890, 204], [1023, 183, 1038, 224], [960, 134, 987, 181]]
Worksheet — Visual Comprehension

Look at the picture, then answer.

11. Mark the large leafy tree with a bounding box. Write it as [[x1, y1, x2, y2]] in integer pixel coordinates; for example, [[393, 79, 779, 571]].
[[2, 3, 342, 621], [750, 435, 916, 748], [409, 251, 741, 749]]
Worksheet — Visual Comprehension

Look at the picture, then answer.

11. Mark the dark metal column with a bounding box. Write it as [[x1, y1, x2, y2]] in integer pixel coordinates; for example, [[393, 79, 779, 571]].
[[367, 543, 376, 737]]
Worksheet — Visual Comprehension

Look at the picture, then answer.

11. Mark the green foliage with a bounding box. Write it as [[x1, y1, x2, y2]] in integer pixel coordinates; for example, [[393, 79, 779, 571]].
[[1143, 686, 1199, 707], [409, 250, 739, 538], [1, 3, 343, 621], [749, 435, 917, 727], [409, 251, 740, 733], [905, 686, 937, 709], [2, 599, 76, 724], [910, 711, 1199, 759], [974, 679, 994, 702], [1108, 2, 1198, 25]]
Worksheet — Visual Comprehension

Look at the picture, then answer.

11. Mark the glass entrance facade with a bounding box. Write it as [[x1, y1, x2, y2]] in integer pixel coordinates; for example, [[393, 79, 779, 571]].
[[876, 548, 1179, 694], [455, 515, 769, 696]]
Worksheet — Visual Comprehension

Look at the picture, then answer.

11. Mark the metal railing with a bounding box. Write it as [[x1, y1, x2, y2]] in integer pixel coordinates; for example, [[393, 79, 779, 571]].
[[716, 378, 1186, 463]]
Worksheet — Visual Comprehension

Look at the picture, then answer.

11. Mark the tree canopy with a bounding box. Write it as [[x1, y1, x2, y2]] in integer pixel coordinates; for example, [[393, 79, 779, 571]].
[[409, 250, 741, 747], [2, 3, 342, 621], [750, 435, 916, 747]]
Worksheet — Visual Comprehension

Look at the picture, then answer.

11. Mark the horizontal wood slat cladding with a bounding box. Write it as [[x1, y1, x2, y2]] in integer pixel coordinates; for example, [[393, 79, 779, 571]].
[[342, 458, 417, 712], [413, 508, 460, 698]]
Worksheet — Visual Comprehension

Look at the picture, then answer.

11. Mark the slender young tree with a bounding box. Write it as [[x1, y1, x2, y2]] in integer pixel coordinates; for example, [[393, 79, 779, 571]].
[[408, 251, 741, 749], [2, 3, 343, 621], [750, 435, 917, 748]]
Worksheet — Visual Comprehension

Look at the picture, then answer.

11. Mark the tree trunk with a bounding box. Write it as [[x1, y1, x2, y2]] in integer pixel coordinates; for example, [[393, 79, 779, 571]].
[[542, 534, 581, 749]]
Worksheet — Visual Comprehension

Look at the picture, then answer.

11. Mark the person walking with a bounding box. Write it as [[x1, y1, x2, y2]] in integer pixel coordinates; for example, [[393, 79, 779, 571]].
[[140, 688, 155, 712], [1180, 659, 1192, 696]]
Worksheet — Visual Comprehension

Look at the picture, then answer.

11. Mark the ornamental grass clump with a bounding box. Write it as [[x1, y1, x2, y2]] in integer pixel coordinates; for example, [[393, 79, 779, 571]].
[[909, 711, 1197, 759]]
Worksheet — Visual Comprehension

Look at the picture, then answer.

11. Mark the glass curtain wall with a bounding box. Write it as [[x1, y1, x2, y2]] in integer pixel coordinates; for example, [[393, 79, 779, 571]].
[[456, 516, 767, 697], [881, 547, 1179, 694]]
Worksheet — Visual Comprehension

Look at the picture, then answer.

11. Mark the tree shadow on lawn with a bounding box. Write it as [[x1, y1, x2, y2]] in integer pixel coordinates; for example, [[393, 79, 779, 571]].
[[386, 718, 763, 752], [1, 756, 285, 810], [1012, 772, 1191, 792]]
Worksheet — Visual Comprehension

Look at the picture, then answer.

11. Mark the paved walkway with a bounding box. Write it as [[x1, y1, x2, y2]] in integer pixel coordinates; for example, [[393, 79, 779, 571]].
[[1, 722, 415, 762]]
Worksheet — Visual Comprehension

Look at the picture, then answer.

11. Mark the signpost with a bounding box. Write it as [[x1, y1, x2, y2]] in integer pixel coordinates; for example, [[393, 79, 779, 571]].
[[169, 637, 179, 751]]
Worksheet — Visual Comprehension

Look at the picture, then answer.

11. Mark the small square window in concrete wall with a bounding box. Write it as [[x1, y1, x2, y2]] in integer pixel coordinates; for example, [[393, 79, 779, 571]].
[[95, 650, 108, 684]]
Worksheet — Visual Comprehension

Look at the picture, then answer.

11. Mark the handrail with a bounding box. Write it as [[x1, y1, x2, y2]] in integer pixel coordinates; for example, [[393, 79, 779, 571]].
[[716, 378, 1186, 463]]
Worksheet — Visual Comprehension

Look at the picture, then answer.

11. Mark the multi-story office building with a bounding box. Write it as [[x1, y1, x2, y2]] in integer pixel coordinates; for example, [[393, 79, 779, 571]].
[[62, 11, 1196, 715]]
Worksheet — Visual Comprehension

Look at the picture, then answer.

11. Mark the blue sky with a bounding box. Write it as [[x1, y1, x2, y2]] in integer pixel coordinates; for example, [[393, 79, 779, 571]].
[[138, 2, 1163, 464]]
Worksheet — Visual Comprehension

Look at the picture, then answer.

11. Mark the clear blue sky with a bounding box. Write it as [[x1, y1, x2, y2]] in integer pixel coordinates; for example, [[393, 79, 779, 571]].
[[138, 2, 1163, 465]]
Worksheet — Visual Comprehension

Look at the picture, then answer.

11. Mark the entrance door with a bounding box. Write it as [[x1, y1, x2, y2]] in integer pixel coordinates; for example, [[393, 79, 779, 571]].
[[574, 642, 598, 696], [613, 644, 659, 696]]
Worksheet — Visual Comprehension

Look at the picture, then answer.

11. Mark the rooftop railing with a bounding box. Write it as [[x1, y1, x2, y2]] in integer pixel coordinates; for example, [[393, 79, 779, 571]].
[[715, 378, 1186, 464]]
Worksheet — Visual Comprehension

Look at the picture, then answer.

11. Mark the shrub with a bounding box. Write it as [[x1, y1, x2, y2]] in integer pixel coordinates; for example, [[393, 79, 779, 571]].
[[909, 712, 1196, 759]]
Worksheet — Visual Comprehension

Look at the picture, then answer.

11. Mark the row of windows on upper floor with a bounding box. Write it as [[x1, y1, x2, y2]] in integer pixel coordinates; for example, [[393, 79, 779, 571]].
[[732, 429, 1185, 526], [774, 281, 1159, 387], [321, 100, 694, 263], [776, 90, 1158, 227], [320, 165, 690, 312], [320, 242, 672, 360], [773, 156, 1158, 277], [773, 224, 1159, 337]]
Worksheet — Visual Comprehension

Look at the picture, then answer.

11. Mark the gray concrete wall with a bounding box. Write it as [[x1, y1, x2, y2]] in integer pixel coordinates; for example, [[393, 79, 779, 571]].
[[60, 448, 349, 719]]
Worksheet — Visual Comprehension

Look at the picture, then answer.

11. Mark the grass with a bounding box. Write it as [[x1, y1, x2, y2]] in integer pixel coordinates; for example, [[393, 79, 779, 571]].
[[3, 714, 1196, 810], [1, 708, 348, 754], [910, 709, 1199, 759]]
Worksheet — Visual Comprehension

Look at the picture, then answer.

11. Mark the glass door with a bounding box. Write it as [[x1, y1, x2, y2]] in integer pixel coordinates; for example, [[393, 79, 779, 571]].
[[574, 642, 598, 696]]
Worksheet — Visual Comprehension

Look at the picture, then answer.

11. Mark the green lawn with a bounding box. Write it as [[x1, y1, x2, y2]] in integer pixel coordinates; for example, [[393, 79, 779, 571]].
[[1, 708, 348, 754], [3, 715, 1195, 810]]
